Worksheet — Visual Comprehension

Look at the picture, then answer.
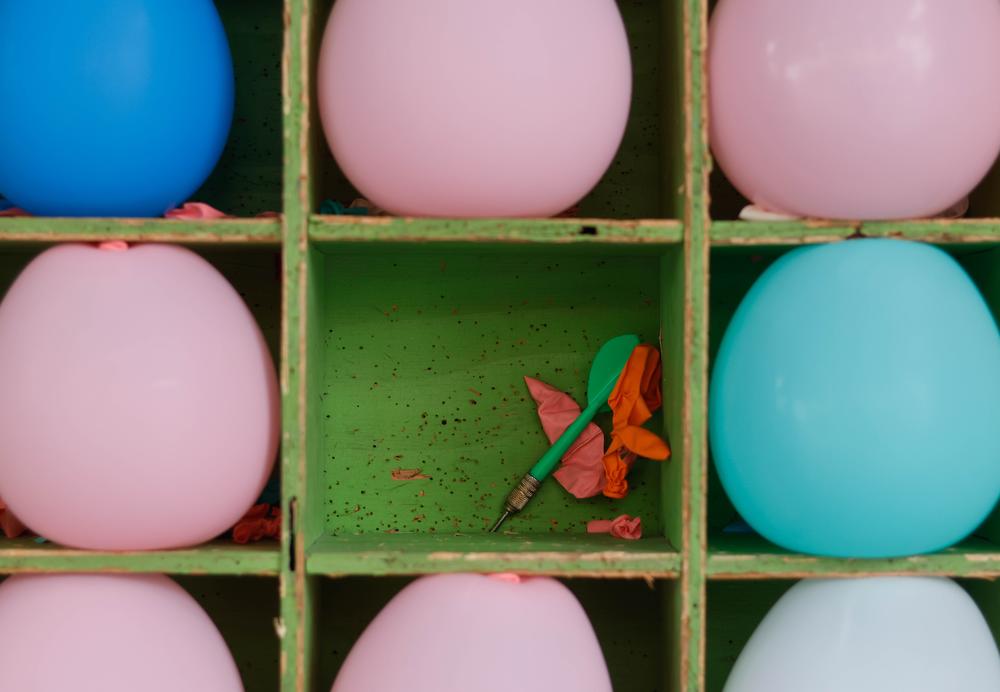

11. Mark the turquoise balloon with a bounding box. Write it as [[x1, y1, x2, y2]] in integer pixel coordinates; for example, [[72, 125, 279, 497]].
[[710, 240, 1000, 558]]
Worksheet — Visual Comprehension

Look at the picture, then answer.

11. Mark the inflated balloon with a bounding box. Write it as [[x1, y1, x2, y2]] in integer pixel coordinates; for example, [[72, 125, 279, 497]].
[[0, 574, 244, 692], [709, 0, 1000, 220], [710, 240, 1000, 557], [318, 0, 632, 218], [0, 243, 279, 550], [724, 578, 1000, 692], [0, 1, 234, 217], [331, 574, 612, 692]]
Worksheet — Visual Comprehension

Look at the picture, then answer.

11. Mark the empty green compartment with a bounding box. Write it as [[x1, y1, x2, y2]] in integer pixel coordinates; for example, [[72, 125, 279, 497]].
[[302, 242, 685, 576]]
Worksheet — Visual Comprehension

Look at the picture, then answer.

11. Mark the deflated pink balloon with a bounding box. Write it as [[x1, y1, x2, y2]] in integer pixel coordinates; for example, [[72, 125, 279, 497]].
[[0, 243, 279, 550], [0, 574, 244, 692], [331, 574, 612, 692], [710, 0, 1000, 220], [318, 0, 632, 218]]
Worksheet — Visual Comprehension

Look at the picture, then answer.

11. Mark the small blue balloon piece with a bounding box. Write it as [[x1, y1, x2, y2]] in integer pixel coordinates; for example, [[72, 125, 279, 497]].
[[0, 1, 234, 217], [710, 239, 1000, 558]]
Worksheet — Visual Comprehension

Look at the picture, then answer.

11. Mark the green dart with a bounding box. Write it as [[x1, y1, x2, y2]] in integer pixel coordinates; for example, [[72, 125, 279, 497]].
[[489, 334, 640, 533]]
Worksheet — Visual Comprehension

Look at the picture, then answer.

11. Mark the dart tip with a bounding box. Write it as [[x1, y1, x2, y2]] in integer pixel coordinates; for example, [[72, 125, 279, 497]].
[[489, 511, 510, 533]]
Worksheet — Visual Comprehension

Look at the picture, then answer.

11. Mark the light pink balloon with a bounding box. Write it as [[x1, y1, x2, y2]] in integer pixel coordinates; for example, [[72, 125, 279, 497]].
[[0, 574, 244, 692], [0, 243, 279, 550], [331, 574, 613, 692], [709, 0, 1000, 220], [318, 0, 632, 218]]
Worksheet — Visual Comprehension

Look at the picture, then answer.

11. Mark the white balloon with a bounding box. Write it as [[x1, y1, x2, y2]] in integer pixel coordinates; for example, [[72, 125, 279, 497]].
[[724, 577, 1000, 692]]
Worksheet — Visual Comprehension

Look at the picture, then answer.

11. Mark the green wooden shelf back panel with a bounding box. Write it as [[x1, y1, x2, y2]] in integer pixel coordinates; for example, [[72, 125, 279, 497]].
[[191, 0, 283, 216], [311, 248, 672, 536], [178, 576, 281, 692], [965, 580, 1000, 655], [705, 581, 792, 692]]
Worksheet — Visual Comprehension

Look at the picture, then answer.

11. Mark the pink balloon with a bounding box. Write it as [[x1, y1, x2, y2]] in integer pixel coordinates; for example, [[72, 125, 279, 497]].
[[709, 0, 1000, 220], [317, 0, 632, 218], [331, 574, 612, 692], [0, 243, 279, 550], [0, 574, 244, 692]]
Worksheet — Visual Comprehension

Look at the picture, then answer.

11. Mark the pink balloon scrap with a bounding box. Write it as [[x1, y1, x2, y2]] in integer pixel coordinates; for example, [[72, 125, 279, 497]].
[[587, 514, 642, 540], [524, 376, 608, 499]]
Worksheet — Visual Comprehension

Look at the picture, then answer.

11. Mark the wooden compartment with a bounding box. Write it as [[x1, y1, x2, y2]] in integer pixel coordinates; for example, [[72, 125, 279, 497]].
[[285, 2, 695, 686], [707, 579, 1000, 692], [703, 0, 1000, 225], [305, 0, 686, 222], [307, 576, 677, 692], [179, 576, 282, 692], [705, 245, 1000, 580], [0, 575, 279, 690], [0, 244, 284, 575], [300, 241, 685, 577]]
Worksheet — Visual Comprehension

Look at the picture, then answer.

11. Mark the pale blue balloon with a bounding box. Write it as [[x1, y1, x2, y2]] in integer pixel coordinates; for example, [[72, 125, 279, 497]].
[[710, 239, 1000, 558]]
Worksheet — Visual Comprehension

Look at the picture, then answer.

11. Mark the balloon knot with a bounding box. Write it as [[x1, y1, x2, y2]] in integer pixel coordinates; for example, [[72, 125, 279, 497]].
[[487, 573, 522, 584]]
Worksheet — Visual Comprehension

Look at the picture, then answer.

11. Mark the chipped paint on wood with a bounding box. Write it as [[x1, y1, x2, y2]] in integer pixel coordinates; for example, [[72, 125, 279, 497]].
[[0, 1, 997, 691], [304, 534, 680, 578], [708, 535, 1000, 580], [0, 539, 280, 575], [712, 218, 1000, 246], [311, 216, 683, 245], [0, 217, 281, 244], [391, 469, 431, 481]]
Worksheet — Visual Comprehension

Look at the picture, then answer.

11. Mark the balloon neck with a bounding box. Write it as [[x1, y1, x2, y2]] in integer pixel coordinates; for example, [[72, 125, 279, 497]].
[[98, 241, 129, 252], [487, 573, 523, 584]]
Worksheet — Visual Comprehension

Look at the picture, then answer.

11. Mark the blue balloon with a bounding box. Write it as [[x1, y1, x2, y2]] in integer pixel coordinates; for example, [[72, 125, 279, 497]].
[[0, 1, 234, 217], [710, 240, 1000, 558]]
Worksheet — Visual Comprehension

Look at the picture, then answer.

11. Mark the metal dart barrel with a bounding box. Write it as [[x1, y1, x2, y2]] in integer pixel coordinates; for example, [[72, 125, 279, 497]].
[[489, 473, 541, 532]]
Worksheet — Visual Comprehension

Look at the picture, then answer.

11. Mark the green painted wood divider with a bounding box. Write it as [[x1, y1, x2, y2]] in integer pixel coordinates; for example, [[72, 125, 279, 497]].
[[0, 1, 998, 690]]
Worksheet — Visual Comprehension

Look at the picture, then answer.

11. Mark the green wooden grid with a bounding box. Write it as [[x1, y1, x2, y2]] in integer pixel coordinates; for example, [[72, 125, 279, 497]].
[[0, 539, 279, 575], [0, 0, 996, 690], [0, 216, 281, 244], [305, 534, 680, 578]]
